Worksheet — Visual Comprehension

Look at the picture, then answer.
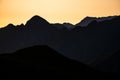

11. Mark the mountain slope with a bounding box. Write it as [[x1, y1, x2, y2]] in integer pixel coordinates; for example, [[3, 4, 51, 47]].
[[92, 50, 120, 73], [0, 15, 120, 71], [0, 15, 68, 53], [76, 16, 118, 27], [49, 16, 120, 64], [0, 45, 109, 80]]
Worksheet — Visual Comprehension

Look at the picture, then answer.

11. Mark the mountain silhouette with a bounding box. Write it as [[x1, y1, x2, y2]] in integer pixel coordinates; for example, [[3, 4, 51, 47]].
[[49, 16, 120, 64], [0, 15, 66, 53], [25, 15, 50, 27], [76, 16, 117, 27], [52, 23, 74, 30], [0, 45, 110, 80], [0, 15, 120, 75], [63, 23, 74, 30]]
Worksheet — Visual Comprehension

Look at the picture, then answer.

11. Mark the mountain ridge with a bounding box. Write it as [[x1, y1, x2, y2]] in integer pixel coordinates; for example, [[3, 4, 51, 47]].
[[1, 15, 120, 29], [25, 15, 50, 26], [76, 16, 119, 27], [0, 15, 120, 74]]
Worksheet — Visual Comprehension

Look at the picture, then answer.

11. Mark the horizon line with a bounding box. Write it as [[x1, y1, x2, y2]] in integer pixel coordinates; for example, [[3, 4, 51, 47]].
[[0, 15, 120, 28]]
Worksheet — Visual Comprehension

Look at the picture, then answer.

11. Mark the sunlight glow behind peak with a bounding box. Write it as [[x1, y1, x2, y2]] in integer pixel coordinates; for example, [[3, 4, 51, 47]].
[[0, 0, 120, 27]]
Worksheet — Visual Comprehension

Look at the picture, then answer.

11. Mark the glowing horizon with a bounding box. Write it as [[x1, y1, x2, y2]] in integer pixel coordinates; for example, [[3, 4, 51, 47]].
[[0, 0, 120, 27]]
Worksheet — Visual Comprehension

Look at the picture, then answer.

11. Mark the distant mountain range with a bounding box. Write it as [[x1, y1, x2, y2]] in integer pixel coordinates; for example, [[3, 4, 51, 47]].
[[0, 15, 120, 74], [76, 16, 118, 27]]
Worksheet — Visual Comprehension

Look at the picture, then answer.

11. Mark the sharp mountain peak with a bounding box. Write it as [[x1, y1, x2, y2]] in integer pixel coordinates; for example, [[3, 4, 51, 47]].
[[25, 15, 50, 26]]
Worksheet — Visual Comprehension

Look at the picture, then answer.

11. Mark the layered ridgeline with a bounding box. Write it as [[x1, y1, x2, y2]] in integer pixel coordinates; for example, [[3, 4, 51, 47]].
[[76, 16, 118, 27], [0, 15, 120, 73], [0, 15, 70, 54]]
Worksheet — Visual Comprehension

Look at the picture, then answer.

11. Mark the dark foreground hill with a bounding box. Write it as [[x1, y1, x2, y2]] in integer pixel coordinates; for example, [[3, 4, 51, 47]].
[[0, 45, 112, 80], [92, 50, 120, 73]]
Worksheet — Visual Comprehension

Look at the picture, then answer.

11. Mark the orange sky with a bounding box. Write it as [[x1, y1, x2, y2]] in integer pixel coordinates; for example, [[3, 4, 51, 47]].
[[0, 0, 120, 27]]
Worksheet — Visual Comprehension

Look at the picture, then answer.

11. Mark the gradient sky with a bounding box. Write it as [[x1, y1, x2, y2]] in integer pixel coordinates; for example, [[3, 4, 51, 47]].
[[0, 0, 120, 27]]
